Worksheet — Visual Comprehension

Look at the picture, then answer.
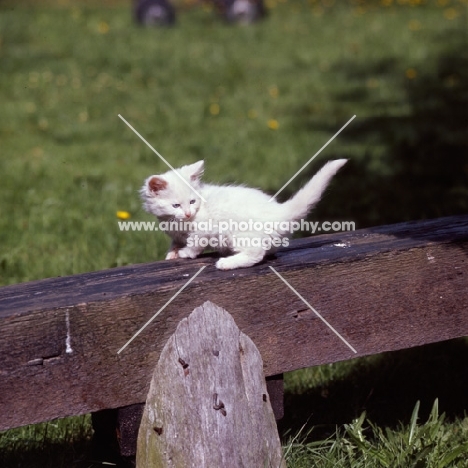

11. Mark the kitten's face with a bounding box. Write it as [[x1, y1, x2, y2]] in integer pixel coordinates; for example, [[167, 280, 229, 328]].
[[141, 160, 204, 221]]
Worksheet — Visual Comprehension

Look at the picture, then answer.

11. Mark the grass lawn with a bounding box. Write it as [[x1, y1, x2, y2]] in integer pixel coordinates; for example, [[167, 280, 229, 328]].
[[0, 0, 467, 466]]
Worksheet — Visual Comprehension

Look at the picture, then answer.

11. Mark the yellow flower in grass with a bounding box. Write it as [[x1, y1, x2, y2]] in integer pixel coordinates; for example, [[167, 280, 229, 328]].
[[98, 21, 110, 34], [353, 6, 366, 15], [408, 19, 422, 31], [405, 68, 417, 79], [117, 211, 131, 220], [267, 119, 279, 130], [268, 85, 279, 98], [78, 110, 88, 123], [366, 78, 379, 89], [209, 103, 220, 116], [444, 8, 458, 19]]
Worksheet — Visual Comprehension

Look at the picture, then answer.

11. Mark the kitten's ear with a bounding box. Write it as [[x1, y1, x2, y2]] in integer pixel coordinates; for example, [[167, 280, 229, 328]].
[[187, 160, 204, 182], [148, 176, 167, 194]]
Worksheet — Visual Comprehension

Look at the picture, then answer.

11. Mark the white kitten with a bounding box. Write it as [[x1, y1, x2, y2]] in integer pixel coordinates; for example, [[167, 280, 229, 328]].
[[140, 159, 347, 270]]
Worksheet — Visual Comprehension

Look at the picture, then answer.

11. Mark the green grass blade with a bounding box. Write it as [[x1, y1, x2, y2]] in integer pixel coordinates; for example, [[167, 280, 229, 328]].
[[437, 443, 468, 468], [408, 400, 420, 446]]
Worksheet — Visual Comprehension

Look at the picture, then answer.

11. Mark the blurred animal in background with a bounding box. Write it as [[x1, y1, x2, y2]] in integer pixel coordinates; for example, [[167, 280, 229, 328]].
[[134, 0, 265, 26], [219, 0, 265, 24], [134, 0, 176, 26]]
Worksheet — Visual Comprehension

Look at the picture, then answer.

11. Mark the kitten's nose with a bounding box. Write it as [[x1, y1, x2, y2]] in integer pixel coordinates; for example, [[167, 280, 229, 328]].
[[184, 212, 191, 219]]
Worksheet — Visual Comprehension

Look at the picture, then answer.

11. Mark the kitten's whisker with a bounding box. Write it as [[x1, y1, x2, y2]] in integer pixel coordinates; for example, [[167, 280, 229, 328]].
[[118, 114, 207, 202]]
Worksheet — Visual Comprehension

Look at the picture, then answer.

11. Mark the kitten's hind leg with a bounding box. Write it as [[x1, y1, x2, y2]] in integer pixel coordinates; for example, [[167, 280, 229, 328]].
[[216, 248, 266, 270]]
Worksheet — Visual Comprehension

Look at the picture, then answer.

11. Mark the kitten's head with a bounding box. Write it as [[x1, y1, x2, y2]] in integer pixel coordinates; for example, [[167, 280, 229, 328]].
[[140, 160, 204, 221]]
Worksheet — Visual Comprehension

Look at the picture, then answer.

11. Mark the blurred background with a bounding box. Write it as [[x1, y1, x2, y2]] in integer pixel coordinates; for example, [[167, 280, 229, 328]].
[[0, 0, 467, 466], [0, 0, 466, 285]]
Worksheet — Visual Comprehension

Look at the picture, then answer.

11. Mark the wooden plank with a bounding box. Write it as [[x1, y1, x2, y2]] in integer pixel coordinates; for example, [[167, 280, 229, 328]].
[[266, 374, 284, 421], [117, 404, 145, 458], [0, 215, 467, 431], [136, 302, 285, 468]]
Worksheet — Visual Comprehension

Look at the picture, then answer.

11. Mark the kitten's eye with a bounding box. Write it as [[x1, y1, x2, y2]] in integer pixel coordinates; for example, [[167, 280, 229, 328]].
[[189, 199, 196, 205], [172, 203, 181, 208]]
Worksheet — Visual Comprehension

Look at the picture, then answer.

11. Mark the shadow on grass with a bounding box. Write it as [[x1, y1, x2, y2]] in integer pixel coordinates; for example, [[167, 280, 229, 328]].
[[0, 413, 134, 468], [0, 437, 134, 468], [0, 433, 93, 468], [286, 30, 468, 231], [279, 337, 468, 442]]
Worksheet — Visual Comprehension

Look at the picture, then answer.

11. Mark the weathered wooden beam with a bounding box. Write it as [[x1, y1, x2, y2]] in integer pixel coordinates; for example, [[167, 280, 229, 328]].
[[136, 302, 285, 467], [1, 215, 467, 431]]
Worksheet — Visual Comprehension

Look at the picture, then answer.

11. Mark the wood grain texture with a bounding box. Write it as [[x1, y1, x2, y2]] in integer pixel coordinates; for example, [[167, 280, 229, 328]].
[[0, 215, 467, 431], [136, 301, 285, 468]]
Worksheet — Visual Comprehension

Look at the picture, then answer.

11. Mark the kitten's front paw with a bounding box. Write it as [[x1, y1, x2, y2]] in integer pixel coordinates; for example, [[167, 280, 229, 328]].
[[216, 257, 236, 270], [165, 250, 179, 260], [178, 247, 198, 259], [216, 251, 264, 270]]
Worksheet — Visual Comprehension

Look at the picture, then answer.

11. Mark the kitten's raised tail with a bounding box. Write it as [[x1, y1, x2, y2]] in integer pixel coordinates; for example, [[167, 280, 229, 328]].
[[280, 159, 347, 221]]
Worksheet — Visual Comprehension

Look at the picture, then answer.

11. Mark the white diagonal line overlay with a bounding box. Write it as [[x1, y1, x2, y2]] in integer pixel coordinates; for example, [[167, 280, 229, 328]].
[[117, 266, 206, 354], [269, 266, 357, 354], [268, 115, 356, 202], [118, 114, 207, 202]]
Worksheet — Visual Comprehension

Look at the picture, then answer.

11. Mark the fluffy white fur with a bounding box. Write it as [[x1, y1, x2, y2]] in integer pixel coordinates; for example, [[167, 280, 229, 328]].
[[141, 159, 347, 270]]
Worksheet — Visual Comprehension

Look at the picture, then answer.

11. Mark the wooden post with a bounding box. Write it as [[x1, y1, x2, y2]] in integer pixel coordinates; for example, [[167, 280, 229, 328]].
[[137, 301, 285, 468]]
